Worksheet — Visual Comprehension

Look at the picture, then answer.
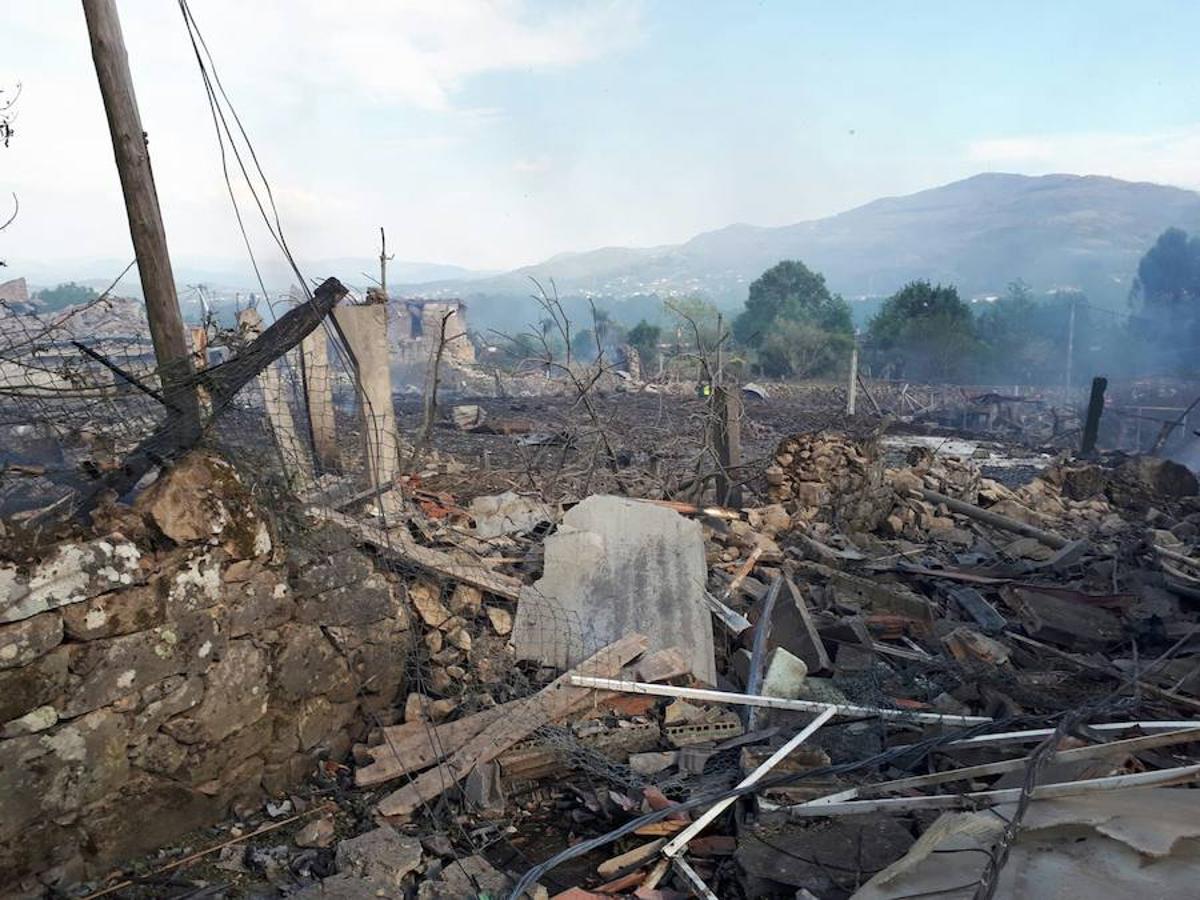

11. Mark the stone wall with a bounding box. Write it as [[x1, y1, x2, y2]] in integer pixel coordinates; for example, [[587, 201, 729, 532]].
[[0, 454, 410, 896]]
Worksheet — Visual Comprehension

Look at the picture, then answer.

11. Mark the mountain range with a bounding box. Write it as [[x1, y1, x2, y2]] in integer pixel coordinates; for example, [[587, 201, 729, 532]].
[[17, 173, 1200, 324], [399, 173, 1200, 313]]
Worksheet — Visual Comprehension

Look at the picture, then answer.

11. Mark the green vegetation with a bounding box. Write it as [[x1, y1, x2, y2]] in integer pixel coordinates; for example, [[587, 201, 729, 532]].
[[733, 260, 852, 346], [627, 319, 662, 368], [866, 281, 976, 381], [732, 260, 853, 378], [35, 281, 98, 310], [1130, 226, 1200, 370]]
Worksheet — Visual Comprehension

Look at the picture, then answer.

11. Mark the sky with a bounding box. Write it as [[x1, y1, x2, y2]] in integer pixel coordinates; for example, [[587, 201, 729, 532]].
[[5, 0, 1200, 280]]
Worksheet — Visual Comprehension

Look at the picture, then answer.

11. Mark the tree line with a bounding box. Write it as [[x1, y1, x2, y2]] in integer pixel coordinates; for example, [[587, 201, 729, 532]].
[[696, 225, 1200, 385]]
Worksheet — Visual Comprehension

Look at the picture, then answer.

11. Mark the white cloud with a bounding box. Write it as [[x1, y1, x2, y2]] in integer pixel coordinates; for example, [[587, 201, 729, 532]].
[[1, 1, 643, 272], [967, 127, 1200, 189]]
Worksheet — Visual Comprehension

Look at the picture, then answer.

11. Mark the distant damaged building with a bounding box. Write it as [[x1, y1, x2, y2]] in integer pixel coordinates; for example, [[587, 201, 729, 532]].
[[393, 297, 475, 367]]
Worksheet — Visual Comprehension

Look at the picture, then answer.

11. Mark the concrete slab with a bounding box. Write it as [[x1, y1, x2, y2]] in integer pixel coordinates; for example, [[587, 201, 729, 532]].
[[511, 495, 716, 683]]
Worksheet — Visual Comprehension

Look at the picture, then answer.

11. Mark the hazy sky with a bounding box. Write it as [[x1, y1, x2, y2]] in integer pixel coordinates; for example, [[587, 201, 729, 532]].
[[5, 0, 1200, 275]]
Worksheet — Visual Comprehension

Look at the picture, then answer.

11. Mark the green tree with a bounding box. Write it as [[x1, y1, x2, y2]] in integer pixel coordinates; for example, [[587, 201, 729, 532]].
[[571, 327, 597, 361], [733, 260, 853, 346], [666, 296, 724, 350], [627, 319, 661, 367], [868, 280, 976, 381], [35, 281, 98, 311], [1131, 227, 1200, 370], [758, 319, 851, 378]]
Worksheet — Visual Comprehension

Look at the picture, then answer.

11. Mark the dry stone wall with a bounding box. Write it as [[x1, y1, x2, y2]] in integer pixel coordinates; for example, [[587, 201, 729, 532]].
[[0, 454, 410, 895]]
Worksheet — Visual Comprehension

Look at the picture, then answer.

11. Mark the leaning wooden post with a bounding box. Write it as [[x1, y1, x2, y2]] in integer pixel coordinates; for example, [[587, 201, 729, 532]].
[[846, 343, 859, 415], [333, 300, 400, 507], [1080, 376, 1107, 457], [83, 0, 200, 442], [713, 385, 743, 507], [238, 308, 313, 492]]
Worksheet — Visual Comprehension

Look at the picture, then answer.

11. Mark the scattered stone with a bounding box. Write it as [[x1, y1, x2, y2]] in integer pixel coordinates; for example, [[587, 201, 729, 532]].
[[445, 626, 472, 652], [334, 826, 423, 888], [760, 647, 808, 699], [424, 628, 444, 654], [409, 582, 452, 629], [629, 751, 678, 776], [485, 606, 513, 636], [448, 583, 483, 617], [294, 816, 336, 849]]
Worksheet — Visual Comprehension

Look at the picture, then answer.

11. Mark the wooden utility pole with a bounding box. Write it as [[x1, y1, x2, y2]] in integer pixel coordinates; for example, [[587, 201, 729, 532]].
[[846, 343, 859, 415], [1080, 376, 1107, 457], [83, 0, 200, 441], [713, 385, 742, 507], [379, 227, 394, 298]]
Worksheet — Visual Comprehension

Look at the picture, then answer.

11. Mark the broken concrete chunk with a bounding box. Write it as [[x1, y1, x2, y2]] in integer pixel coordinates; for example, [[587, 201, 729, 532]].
[[470, 491, 559, 538], [629, 751, 678, 776], [760, 647, 808, 699], [334, 826, 423, 887], [1, 536, 142, 624], [512, 495, 716, 683]]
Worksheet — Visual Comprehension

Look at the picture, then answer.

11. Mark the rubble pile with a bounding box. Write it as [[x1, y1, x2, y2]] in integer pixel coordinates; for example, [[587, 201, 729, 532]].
[[6, 425, 1200, 899], [765, 431, 889, 530]]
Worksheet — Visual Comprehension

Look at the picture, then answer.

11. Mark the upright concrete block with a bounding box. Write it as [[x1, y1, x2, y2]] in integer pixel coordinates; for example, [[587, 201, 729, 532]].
[[333, 303, 399, 498], [512, 495, 716, 683]]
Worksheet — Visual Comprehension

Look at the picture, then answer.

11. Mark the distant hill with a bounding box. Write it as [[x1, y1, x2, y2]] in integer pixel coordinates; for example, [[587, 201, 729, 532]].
[[402, 173, 1200, 328]]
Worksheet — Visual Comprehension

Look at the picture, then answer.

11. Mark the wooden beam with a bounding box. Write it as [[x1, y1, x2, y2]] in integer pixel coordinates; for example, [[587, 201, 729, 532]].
[[308, 506, 525, 600], [916, 487, 1068, 549], [377, 634, 648, 818]]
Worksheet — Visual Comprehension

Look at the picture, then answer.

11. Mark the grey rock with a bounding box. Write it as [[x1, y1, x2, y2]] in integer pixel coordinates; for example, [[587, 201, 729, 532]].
[[0, 646, 68, 723], [61, 583, 162, 640], [0, 611, 62, 670], [62, 609, 224, 718], [227, 570, 294, 637], [334, 826, 423, 887], [1, 536, 142, 624], [161, 640, 268, 744], [295, 572, 392, 626], [273, 624, 354, 702]]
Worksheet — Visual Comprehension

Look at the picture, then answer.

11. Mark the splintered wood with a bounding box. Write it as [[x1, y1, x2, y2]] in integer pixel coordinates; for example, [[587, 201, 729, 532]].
[[376, 633, 649, 819], [309, 506, 524, 601]]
